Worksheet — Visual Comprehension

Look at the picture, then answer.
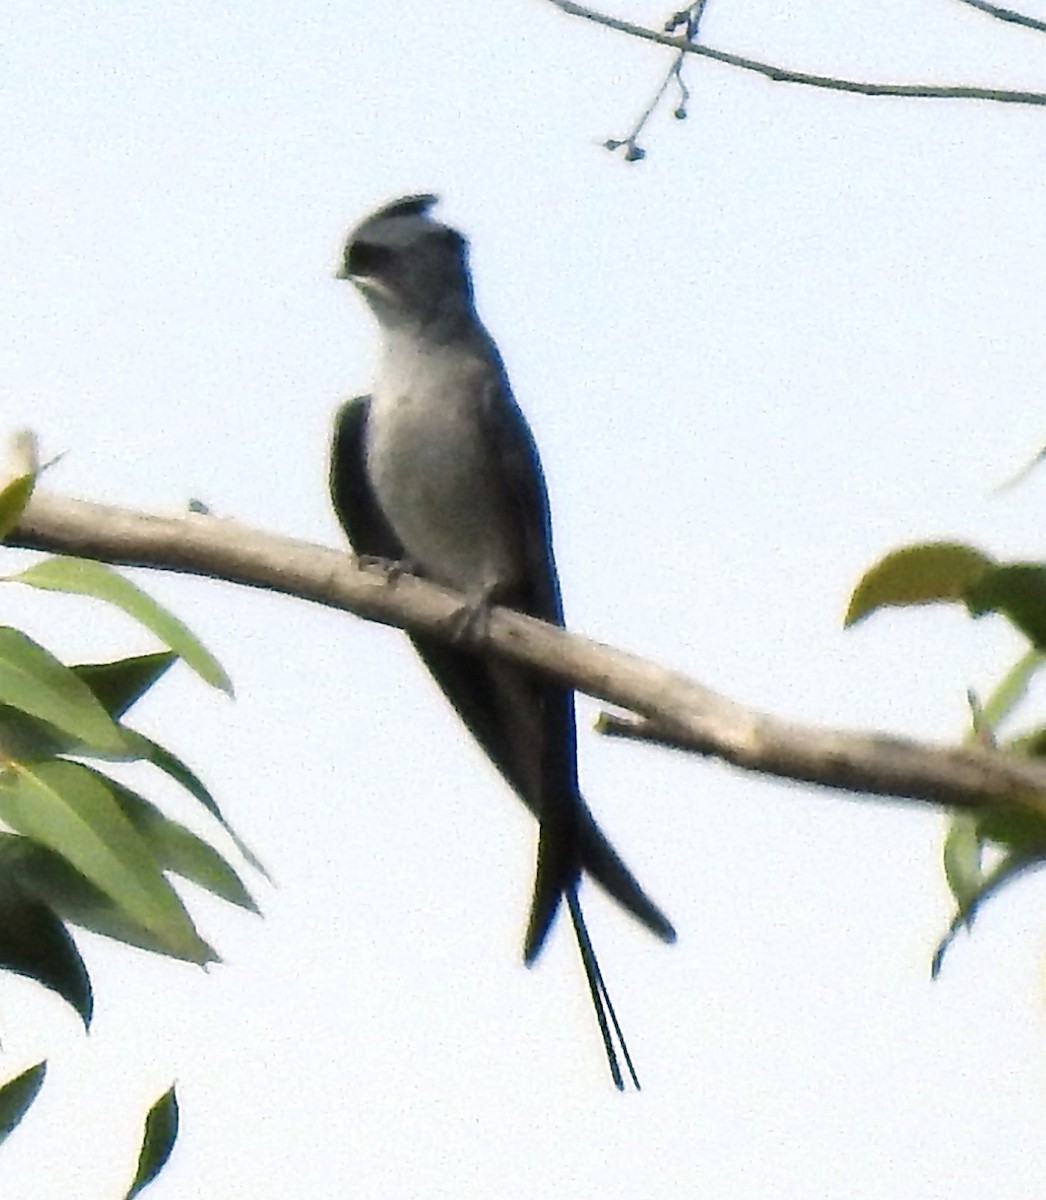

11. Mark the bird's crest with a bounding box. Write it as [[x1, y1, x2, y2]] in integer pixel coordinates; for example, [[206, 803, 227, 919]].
[[369, 194, 439, 222]]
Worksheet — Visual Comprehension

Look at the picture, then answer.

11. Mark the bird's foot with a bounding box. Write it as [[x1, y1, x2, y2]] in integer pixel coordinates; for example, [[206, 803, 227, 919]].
[[355, 554, 417, 582], [445, 585, 495, 647]]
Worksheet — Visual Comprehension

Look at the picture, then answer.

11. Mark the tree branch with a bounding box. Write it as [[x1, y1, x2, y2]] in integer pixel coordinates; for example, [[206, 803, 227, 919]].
[[10, 489, 1046, 823], [954, 0, 1046, 35], [546, 0, 1046, 107]]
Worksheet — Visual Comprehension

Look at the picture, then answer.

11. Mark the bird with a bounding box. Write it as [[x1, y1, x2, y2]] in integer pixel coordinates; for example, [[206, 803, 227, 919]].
[[329, 194, 675, 1089]]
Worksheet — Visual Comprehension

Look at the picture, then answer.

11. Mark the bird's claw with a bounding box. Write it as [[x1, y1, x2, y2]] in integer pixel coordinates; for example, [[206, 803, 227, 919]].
[[356, 554, 416, 582], [446, 589, 494, 646]]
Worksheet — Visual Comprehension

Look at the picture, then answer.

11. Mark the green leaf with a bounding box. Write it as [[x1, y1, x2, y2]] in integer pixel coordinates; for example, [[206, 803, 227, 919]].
[[975, 808, 1046, 855], [0, 430, 39, 541], [0, 653, 176, 763], [1006, 726, 1046, 756], [942, 814, 982, 915], [0, 653, 181, 765], [5, 649, 267, 882], [106, 779, 257, 912], [124, 1085, 179, 1199], [0, 761, 212, 965], [933, 851, 1045, 978], [933, 649, 1046, 979], [0, 702, 81, 762], [845, 542, 994, 627], [7, 559, 232, 695], [966, 564, 1046, 651], [0, 864, 91, 1025], [0, 628, 128, 755], [0, 1062, 47, 1147], [0, 474, 35, 540], [126, 732, 270, 882], [974, 649, 1045, 735], [74, 653, 177, 719], [0, 834, 214, 962]]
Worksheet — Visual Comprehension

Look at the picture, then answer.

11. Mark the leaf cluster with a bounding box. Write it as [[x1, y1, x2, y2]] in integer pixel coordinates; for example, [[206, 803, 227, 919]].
[[0, 459, 260, 1194], [848, 541, 1046, 974]]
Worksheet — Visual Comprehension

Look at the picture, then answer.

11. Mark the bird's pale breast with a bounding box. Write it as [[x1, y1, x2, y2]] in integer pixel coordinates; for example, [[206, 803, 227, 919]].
[[366, 339, 522, 596]]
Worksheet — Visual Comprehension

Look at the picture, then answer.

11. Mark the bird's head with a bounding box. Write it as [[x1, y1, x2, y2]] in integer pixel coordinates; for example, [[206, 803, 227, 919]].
[[337, 194, 476, 333]]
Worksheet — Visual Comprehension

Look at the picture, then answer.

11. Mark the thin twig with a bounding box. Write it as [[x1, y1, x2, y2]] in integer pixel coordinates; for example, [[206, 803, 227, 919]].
[[605, 1, 705, 159], [953, 0, 1046, 35], [547, 0, 1046, 107]]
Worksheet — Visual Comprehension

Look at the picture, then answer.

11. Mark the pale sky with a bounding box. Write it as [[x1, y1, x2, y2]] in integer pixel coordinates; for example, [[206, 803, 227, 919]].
[[4, 2, 1046, 1197]]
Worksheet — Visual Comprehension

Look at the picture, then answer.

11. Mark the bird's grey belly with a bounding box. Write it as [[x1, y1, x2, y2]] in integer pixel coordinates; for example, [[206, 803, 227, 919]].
[[366, 392, 520, 595]]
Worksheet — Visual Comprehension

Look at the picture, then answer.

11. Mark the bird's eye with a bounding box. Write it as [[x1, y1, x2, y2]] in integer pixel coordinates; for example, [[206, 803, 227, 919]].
[[348, 241, 393, 277]]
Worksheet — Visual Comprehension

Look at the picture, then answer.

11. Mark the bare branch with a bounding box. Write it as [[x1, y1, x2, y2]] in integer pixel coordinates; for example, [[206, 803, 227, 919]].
[[954, 0, 1046, 35], [10, 488, 1046, 824], [604, 2, 703, 160], [547, 0, 1046, 107]]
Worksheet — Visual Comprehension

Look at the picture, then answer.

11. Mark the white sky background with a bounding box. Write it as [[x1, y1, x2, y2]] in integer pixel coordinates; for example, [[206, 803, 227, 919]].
[[3, 0, 1046, 1195]]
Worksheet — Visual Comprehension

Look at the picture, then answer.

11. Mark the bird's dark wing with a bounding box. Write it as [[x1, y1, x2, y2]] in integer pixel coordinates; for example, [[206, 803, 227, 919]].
[[477, 380, 565, 628], [330, 395, 537, 790], [476, 378, 677, 958], [472, 379, 584, 957], [330, 396, 405, 560]]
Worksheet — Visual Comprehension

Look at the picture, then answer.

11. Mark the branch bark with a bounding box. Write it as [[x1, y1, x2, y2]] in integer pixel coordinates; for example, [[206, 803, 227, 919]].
[[547, 0, 1046, 108], [10, 489, 1046, 822]]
